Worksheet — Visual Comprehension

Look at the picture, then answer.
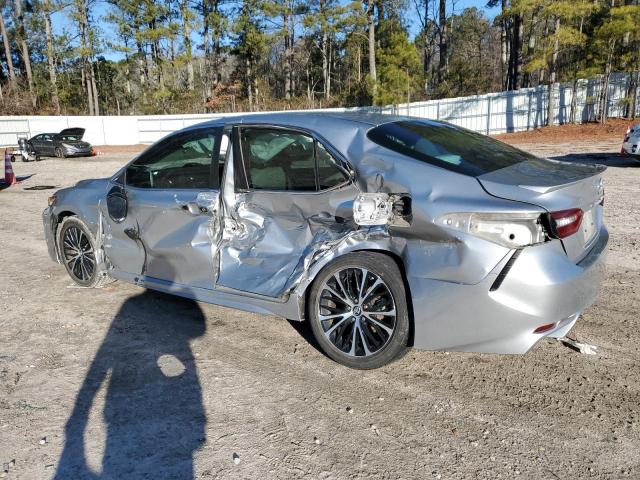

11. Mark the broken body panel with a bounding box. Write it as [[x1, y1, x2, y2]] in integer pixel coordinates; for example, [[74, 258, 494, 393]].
[[42, 112, 608, 355]]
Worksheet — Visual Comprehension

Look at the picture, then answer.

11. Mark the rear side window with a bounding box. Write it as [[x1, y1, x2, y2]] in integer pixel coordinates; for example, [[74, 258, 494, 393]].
[[367, 120, 538, 176], [237, 127, 349, 192]]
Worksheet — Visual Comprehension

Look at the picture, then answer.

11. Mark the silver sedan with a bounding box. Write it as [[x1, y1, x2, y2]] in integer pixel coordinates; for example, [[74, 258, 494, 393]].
[[43, 113, 608, 369]]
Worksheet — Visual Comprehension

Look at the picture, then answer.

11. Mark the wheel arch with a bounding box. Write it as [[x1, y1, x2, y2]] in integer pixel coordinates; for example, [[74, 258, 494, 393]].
[[301, 247, 415, 347]]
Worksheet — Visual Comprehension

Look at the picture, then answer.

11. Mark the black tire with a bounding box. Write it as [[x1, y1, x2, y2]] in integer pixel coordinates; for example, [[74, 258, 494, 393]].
[[55, 147, 65, 158], [20, 154, 28, 162], [57, 216, 109, 288], [308, 252, 410, 369]]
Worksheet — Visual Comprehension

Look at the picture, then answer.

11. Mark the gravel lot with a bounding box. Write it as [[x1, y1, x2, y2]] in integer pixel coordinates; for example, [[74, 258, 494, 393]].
[[1, 137, 639, 479]]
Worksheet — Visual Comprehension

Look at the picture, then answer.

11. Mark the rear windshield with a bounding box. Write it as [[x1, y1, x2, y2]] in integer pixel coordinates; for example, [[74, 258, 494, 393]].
[[367, 120, 538, 176]]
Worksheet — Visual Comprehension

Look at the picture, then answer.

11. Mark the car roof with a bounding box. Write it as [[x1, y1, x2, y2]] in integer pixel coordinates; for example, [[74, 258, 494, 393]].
[[190, 111, 443, 131]]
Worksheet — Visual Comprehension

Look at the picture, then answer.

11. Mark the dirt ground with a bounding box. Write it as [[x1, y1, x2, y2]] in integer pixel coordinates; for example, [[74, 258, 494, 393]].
[[1, 133, 639, 480]]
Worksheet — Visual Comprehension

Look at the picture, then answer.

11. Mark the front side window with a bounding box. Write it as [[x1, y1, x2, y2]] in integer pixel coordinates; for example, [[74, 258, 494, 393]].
[[126, 128, 220, 189], [367, 120, 539, 177], [238, 127, 348, 192]]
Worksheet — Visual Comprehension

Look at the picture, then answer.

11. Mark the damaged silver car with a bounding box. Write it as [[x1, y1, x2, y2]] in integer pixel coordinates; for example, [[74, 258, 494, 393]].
[[43, 113, 608, 369]]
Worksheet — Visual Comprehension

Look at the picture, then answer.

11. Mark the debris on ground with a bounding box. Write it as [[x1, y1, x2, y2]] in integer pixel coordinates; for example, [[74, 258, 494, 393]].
[[232, 453, 240, 465], [560, 337, 598, 355]]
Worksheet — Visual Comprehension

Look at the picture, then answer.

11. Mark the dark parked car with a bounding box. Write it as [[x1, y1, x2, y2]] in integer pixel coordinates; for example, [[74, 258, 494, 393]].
[[28, 128, 93, 159]]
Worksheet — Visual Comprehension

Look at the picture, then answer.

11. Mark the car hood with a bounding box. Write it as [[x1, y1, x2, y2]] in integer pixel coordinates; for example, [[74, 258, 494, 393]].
[[59, 127, 85, 139]]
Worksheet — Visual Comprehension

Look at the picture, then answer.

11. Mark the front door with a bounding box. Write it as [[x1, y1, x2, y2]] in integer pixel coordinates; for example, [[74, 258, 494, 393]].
[[103, 127, 224, 290], [216, 125, 357, 298], [42, 134, 56, 155]]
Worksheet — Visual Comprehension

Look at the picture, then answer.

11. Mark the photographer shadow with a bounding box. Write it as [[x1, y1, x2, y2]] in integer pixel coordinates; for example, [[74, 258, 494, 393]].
[[55, 264, 206, 479]]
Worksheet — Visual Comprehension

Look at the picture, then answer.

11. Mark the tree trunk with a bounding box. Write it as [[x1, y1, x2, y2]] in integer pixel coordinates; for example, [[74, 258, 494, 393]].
[[437, 0, 447, 85], [321, 27, 328, 99], [0, 13, 15, 83], [182, 0, 194, 91], [327, 36, 332, 99], [44, 0, 60, 114], [630, 71, 639, 119], [422, 0, 429, 77], [90, 61, 99, 115], [547, 17, 559, 126], [523, 10, 537, 88], [14, 0, 36, 107], [512, 13, 523, 90], [283, 10, 291, 99], [599, 43, 614, 125], [246, 56, 253, 111], [501, 0, 508, 89], [367, 0, 377, 97], [83, 63, 94, 115]]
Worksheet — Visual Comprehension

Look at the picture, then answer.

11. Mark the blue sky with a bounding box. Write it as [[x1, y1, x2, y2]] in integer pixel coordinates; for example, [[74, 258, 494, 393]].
[[51, 0, 499, 61]]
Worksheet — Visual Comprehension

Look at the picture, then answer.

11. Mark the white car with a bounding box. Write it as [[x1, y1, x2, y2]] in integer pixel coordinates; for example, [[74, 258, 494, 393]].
[[621, 123, 640, 156]]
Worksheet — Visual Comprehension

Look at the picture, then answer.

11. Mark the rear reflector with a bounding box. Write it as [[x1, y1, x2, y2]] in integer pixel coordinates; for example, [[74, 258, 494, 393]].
[[533, 323, 556, 334], [550, 208, 583, 238]]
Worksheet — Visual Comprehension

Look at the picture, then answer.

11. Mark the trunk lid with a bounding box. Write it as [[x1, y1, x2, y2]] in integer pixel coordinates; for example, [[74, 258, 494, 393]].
[[478, 158, 606, 263]]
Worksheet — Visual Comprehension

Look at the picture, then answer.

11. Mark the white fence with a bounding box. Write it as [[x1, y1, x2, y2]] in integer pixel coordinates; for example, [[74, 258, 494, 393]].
[[0, 72, 638, 147]]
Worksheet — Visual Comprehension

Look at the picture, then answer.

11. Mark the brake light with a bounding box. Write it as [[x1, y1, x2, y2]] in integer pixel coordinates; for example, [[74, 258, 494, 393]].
[[533, 322, 556, 334], [549, 208, 583, 238]]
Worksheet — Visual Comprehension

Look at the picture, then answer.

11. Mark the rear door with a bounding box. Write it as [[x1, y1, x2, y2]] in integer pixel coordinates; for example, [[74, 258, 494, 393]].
[[103, 127, 224, 289], [216, 125, 356, 297]]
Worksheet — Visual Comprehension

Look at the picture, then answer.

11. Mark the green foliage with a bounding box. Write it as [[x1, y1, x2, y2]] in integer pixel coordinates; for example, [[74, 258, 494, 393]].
[[0, 0, 637, 115], [374, 26, 422, 105]]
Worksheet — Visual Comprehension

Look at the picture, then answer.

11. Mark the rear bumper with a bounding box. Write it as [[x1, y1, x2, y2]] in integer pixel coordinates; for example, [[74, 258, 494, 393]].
[[43, 207, 59, 263], [409, 226, 609, 354]]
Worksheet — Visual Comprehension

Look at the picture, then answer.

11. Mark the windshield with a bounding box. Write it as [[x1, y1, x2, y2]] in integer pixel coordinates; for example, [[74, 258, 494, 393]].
[[367, 120, 540, 177], [58, 134, 83, 142]]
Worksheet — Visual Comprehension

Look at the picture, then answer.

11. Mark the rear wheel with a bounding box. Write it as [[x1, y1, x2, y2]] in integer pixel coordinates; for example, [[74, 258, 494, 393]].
[[57, 217, 108, 287], [308, 252, 410, 369]]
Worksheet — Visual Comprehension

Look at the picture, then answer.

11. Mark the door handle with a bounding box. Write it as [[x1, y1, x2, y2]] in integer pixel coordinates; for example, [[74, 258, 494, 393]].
[[181, 202, 205, 215]]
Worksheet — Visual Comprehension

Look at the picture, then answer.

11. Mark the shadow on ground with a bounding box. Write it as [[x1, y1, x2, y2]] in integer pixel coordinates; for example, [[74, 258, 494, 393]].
[[551, 153, 639, 167], [0, 174, 35, 190], [55, 286, 206, 479]]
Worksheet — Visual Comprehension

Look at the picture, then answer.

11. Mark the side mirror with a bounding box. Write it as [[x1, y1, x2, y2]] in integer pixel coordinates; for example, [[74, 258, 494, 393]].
[[107, 185, 128, 223]]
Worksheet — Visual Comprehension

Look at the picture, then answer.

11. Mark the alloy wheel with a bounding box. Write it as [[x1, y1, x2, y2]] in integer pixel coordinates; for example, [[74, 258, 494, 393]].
[[62, 225, 96, 283], [317, 267, 397, 357]]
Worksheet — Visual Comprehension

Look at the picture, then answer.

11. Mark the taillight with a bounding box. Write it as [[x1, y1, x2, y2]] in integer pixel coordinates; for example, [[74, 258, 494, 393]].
[[436, 212, 546, 248], [549, 208, 583, 238]]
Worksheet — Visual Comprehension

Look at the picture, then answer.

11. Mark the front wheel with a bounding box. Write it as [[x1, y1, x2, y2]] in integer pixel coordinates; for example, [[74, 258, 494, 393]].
[[57, 216, 108, 288], [308, 252, 410, 369], [55, 147, 65, 158]]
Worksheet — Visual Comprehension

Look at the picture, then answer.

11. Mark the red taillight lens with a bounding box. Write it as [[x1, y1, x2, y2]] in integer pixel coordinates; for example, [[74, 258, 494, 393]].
[[550, 208, 583, 238], [533, 322, 556, 334]]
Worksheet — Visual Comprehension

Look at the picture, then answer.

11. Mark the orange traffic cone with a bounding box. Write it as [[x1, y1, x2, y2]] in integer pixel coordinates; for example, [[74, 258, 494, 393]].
[[4, 148, 16, 185]]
